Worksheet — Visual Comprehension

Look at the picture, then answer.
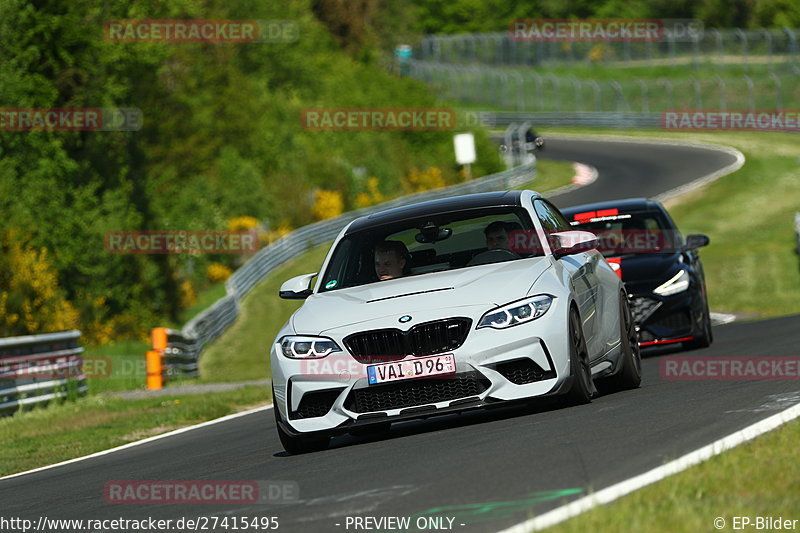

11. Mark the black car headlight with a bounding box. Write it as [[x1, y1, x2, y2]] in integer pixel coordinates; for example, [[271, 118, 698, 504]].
[[653, 269, 690, 296], [280, 336, 341, 358], [477, 295, 553, 329]]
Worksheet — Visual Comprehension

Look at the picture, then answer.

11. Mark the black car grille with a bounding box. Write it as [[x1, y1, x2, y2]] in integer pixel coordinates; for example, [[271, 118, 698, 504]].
[[652, 310, 693, 332], [494, 359, 556, 385], [639, 330, 656, 342], [344, 372, 490, 413], [629, 296, 661, 323], [344, 318, 471, 364], [291, 389, 343, 419]]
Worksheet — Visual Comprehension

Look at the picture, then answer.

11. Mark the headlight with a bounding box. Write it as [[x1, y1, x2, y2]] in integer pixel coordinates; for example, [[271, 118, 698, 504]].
[[653, 269, 690, 296], [477, 295, 553, 329], [280, 336, 341, 358]]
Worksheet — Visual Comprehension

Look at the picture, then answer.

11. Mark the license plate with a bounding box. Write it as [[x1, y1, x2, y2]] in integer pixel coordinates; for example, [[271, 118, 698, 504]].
[[367, 354, 456, 385]]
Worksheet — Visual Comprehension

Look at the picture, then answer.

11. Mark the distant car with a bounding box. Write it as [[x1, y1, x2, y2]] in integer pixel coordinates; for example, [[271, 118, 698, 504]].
[[561, 198, 712, 351], [270, 191, 641, 454]]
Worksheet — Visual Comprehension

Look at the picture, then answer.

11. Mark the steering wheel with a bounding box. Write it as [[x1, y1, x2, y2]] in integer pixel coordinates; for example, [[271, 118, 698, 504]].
[[467, 248, 520, 266]]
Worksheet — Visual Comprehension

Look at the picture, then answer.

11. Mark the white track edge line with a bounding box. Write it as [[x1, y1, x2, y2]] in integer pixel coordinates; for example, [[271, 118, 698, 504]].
[[0, 404, 273, 482], [497, 401, 800, 533]]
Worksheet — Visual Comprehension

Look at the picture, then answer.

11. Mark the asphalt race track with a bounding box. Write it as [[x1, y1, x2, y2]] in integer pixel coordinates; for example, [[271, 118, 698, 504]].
[[3, 137, 798, 533]]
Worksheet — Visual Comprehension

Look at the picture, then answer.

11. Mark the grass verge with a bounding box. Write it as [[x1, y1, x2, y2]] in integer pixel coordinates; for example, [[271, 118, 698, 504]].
[[0, 386, 269, 477], [542, 417, 800, 533]]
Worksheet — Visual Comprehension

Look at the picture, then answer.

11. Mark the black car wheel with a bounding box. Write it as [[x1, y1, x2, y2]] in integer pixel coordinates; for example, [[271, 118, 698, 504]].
[[565, 309, 595, 405], [605, 293, 642, 391], [683, 300, 713, 350]]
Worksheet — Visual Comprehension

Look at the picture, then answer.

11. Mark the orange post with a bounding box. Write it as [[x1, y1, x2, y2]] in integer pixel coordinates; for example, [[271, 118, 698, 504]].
[[147, 327, 169, 390], [146, 350, 163, 390], [151, 327, 168, 351]]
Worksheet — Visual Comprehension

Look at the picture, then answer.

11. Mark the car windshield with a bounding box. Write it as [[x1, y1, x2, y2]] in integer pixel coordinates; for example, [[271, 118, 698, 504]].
[[319, 206, 540, 292], [568, 209, 681, 257]]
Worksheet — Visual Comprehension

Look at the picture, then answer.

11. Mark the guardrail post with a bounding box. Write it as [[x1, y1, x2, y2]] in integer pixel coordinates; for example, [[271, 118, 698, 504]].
[[146, 350, 163, 390], [148, 327, 168, 390]]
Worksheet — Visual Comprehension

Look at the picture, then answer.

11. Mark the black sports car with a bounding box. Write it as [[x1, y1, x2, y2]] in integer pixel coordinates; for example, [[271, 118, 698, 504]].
[[561, 198, 713, 350]]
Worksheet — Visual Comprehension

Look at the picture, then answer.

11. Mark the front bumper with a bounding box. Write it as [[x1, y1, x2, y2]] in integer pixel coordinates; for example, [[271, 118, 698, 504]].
[[271, 302, 572, 434], [629, 290, 703, 347]]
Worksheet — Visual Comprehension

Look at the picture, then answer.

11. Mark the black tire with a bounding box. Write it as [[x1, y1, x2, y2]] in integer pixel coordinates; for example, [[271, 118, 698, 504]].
[[273, 400, 330, 455], [606, 294, 642, 391], [565, 309, 595, 405], [683, 300, 713, 350]]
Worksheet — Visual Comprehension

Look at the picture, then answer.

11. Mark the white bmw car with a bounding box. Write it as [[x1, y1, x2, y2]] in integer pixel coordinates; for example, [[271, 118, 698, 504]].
[[271, 190, 641, 453]]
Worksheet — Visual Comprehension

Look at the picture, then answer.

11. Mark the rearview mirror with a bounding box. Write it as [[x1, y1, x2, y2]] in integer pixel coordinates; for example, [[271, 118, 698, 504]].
[[684, 234, 710, 250], [279, 272, 317, 299], [551, 230, 599, 258]]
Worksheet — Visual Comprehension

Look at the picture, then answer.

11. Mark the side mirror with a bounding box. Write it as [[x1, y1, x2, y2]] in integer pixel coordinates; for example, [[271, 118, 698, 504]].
[[551, 230, 599, 258], [279, 272, 317, 300], [684, 234, 710, 250]]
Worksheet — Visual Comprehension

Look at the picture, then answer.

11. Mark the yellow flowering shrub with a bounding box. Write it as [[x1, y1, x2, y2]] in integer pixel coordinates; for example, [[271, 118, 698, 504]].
[[402, 167, 445, 193], [227, 216, 260, 232], [206, 262, 233, 283], [355, 177, 385, 208], [0, 232, 79, 336], [311, 189, 344, 221]]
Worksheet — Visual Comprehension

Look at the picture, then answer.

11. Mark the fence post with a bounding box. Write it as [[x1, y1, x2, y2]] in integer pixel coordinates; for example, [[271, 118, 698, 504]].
[[742, 75, 755, 110], [714, 75, 726, 111], [770, 73, 783, 111]]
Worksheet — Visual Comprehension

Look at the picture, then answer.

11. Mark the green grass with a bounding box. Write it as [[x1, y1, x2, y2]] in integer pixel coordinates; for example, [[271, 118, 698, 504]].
[[199, 244, 331, 382], [0, 386, 269, 476], [180, 282, 227, 324], [542, 417, 800, 533]]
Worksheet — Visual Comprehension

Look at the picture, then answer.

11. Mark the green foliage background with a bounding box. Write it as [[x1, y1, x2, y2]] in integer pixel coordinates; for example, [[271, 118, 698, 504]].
[[0, 0, 502, 343]]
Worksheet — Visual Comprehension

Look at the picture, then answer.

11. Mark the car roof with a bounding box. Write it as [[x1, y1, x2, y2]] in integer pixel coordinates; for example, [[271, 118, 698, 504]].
[[346, 190, 539, 234], [560, 198, 664, 215]]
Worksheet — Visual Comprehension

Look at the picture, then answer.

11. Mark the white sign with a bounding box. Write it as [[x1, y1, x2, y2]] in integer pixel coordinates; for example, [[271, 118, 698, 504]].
[[453, 133, 476, 165]]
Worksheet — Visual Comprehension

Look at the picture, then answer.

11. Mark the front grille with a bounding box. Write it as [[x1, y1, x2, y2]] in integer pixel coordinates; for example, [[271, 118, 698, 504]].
[[652, 310, 692, 332], [630, 296, 661, 323], [494, 359, 556, 385], [344, 372, 490, 413], [291, 389, 343, 419], [344, 318, 471, 364]]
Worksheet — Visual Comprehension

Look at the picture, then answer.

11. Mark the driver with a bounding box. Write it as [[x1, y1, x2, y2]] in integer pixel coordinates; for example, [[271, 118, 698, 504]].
[[484, 221, 510, 251], [374, 241, 409, 280]]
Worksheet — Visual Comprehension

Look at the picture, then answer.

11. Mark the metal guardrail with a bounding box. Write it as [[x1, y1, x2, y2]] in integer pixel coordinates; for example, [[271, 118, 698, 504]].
[[0, 330, 86, 414], [156, 163, 537, 379], [490, 112, 663, 129]]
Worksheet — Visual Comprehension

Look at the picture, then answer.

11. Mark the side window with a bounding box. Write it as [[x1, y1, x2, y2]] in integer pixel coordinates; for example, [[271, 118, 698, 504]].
[[534, 200, 570, 248]]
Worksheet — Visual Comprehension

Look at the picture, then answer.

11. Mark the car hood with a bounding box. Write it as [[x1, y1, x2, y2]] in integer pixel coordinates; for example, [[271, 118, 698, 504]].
[[292, 257, 552, 334], [617, 252, 682, 288]]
